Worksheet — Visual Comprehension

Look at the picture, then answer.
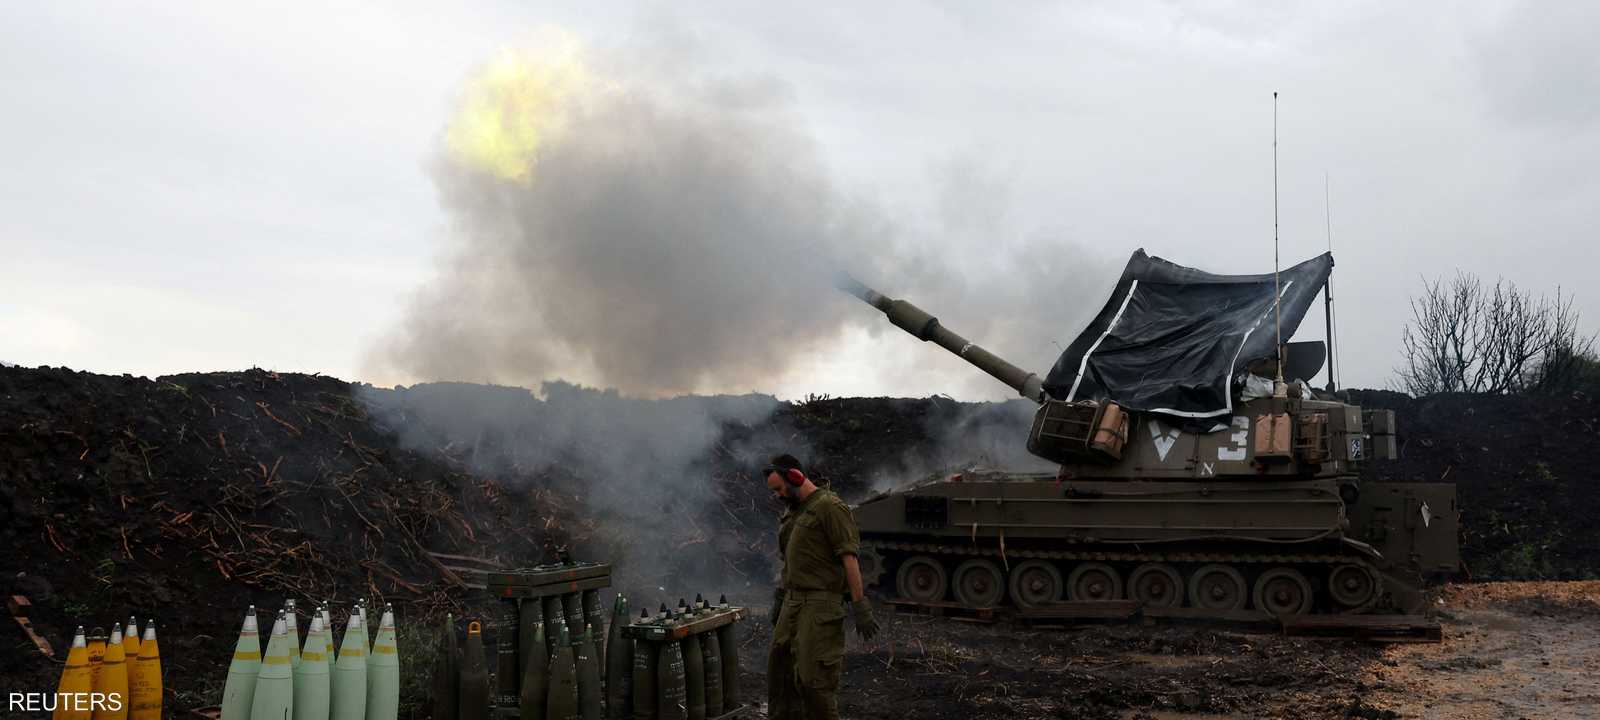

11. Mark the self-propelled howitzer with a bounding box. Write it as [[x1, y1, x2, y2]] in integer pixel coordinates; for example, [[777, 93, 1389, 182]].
[[837, 254, 1458, 617]]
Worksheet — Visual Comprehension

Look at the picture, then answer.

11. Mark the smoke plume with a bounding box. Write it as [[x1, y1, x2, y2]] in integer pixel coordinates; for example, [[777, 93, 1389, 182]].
[[367, 33, 894, 396]]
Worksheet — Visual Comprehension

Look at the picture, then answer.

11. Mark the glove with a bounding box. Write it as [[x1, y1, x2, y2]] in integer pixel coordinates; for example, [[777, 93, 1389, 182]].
[[851, 598, 879, 642], [771, 587, 786, 627]]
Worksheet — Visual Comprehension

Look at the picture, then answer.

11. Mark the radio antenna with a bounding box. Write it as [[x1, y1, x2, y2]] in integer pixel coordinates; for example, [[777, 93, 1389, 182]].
[[1272, 92, 1284, 388], [1323, 172, 1338, 392]]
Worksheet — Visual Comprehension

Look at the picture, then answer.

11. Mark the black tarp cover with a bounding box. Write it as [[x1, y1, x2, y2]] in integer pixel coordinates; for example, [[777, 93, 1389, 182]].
[[1043, 250, 1333, 418]]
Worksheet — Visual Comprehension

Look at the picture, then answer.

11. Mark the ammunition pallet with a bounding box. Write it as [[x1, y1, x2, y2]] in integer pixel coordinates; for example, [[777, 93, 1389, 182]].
[[485, 561, 614, 598]]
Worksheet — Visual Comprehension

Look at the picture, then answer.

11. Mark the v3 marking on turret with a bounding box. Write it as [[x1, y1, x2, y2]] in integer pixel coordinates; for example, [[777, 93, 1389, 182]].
[[1148, 419, 1181, 462]]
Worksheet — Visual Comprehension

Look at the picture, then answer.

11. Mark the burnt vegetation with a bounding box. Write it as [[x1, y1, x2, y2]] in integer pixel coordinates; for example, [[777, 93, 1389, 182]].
[[1397, 271, 1597, 397]]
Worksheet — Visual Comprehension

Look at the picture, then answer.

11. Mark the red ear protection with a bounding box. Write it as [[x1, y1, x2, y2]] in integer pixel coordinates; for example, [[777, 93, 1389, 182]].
[[784, 468, 806, 487]]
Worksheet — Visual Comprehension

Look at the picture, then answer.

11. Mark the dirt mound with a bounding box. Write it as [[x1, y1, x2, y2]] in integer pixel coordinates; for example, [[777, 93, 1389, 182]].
[[1348, 390, 1600, 580], [0, 367, 568, 708]]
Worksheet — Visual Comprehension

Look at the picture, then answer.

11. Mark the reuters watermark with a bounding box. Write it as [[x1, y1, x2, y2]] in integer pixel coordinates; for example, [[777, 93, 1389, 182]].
[[8, 692, 123, 713]]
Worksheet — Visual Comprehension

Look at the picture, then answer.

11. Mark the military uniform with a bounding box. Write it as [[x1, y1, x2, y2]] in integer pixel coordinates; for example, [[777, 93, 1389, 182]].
[[769, 488, 859, 720]]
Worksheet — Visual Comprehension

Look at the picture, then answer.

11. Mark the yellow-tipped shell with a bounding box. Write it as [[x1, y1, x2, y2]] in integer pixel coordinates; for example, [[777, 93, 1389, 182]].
[[129, 623, 162, 720], [54, 627, 92, 720], [92, 625, 129, 720], [123, 617, 140, 660]]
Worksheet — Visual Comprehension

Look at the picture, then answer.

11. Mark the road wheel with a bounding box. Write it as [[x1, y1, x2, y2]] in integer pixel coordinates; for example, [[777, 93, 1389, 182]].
[[1007, 560, 1063, 610], [1067, 562, 1123, 601], [1328, 564, 1378, 610], [895, 556, 947, 604], [1127, 563, 1184, 608], [1253, 567, 1313, 616], [952, 559, 1006, 609], [857, 546, 887, 589], [1187, 564, 1248, 611]]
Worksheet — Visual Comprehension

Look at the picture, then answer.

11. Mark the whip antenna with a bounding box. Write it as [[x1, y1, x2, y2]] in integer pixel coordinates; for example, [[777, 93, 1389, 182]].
[[1273, 92, 1284, 388], [1323, 172, 1339, 392]]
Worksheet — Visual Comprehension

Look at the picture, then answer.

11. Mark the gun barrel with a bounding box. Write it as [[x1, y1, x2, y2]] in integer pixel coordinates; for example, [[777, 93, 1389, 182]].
[[837, 274, 1046, 402]]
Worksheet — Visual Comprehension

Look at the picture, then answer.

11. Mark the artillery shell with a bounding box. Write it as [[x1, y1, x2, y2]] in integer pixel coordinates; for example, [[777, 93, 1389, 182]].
[[496, 600, 520, 710], [680, 634, 703, 720], [93, 625, 129, 720], [630, 619, 656, 720], [250, 615, 293, 720], [518, 623, 548, 720], [284, 601, 301, 671], [562, 594, 585, 644], [293, 616, 329, 720], [545, 624, 578, 720], [432, 615, 459, 720], [330, 610, 367, 720], [365, 605, 399, 720], [122, 617, 141, 662], [221, 609, 261, 720], [715, 624, 736, 712], [603, 596, 632, 720], [698, 632, 721, 718], [542, 597, 564, 659], [129, 623, 162, 720], [54, 627, 92, 720], [576, 625, 602, 720], [458, 621, 489, 720], [518, 599, 544, 693], [581, 590, 605, 672], [655, 641, 686, 720]]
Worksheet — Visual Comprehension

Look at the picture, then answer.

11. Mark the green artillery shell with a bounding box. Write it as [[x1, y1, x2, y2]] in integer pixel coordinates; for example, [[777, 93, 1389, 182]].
[[680, 634, 704, 720], [630, 625, 656, 720], [603, 596, 632, 720], [365, 606, 399, 720], [250, 614, 294, 720], [519, 599, 544, 692], [545, 624, 578, 720], [293, 615, 331, 720], [496, 600, 520, 710], [330, 611, 367, 720], [581, 591, 605, 672], [562, 594, 585, 646], [655, 641, 686, 720], [432, 615, 459, 720], [518, 623, 548, 720], [698, 632, 721, 718], [576, 625, 602, 720], [458, 622, 489, 720], [715, 624, 736, 712], [542, 597, 564, 659], [221, 608, 261, 720]]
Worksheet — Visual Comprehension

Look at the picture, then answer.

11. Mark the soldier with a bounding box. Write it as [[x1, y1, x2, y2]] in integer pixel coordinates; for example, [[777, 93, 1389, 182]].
[[765, 453, 879, 720]]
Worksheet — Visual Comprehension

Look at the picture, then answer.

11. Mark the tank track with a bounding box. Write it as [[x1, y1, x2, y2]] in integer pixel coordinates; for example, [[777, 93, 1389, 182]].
[[863, 538, 1390, 615]]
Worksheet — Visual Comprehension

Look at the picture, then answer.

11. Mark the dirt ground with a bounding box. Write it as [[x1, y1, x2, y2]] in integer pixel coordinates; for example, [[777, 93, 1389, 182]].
[[732, 581, 1600, 720], [1358, 582, 1600, 719]]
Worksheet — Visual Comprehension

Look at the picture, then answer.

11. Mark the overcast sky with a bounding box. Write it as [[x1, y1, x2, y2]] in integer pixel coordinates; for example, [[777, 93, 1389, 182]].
[[2, 1, 1594, 401]]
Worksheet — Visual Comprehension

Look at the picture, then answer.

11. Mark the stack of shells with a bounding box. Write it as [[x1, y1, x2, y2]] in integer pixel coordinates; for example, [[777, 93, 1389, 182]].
[[220, 599, 400, 720], [438, 592, 743, 720], [52, 616, 162, 720]]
